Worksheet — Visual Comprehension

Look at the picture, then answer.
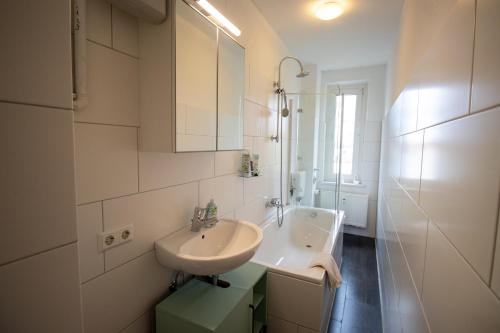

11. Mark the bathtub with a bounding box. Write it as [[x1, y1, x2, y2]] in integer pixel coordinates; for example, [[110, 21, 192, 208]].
[[251, 207, 344, 333]]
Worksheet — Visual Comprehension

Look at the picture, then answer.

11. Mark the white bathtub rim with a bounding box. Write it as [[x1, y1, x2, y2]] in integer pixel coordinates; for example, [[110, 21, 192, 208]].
[[251, 206, 345, 285]]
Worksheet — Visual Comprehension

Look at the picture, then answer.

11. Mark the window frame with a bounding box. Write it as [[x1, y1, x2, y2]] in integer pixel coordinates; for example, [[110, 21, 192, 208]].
[[323, 83, 367, 184]]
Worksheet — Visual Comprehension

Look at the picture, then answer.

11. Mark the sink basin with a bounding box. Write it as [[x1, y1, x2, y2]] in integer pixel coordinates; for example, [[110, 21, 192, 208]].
[[155, 219, 263, 276]]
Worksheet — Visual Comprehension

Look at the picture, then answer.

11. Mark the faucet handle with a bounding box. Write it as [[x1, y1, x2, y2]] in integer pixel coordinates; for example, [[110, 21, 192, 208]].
[[192, 207, 205, 221]]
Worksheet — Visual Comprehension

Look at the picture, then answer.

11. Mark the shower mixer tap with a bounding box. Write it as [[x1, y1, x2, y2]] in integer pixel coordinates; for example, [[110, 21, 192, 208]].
[[266, 198, 283, 208]]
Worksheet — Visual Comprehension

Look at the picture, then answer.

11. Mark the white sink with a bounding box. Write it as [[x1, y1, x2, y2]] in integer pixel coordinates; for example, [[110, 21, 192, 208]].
[[155, 219, 263, 276]]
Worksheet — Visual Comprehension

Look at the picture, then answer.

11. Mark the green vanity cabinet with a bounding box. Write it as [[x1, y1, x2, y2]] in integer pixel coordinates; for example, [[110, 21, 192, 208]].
[[156, 262, 267, 333]]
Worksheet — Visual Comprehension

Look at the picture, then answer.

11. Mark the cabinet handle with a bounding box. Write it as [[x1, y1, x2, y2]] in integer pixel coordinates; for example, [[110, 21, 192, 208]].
[[249, 304, 255, 333]]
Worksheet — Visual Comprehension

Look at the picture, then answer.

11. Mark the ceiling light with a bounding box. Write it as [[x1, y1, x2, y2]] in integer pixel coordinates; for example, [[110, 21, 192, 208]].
[[315, 2, 344, 21], [197, 0, 241, 36]]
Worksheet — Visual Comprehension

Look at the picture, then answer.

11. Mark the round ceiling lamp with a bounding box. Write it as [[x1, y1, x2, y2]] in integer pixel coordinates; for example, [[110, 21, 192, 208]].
[[315, 1, 344, 21]]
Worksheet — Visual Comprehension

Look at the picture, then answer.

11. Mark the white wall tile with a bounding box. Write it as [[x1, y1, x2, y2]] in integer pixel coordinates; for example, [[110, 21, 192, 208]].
[[77, 202, 105, 282], [420, 108, 500, 281], [416, 0, 474, 129], [243, 166, 274, 203], [0, 103, 77, 265], [398, 195, 428, 294], [362, 142, 381, 162], [235, 198, 272, 225], [399, 83, 419, 134], [244, 100, 263, 136], [139, 152, 214, 191], [81, 252, 171, 333], [360, 161, 380, 182], [364, 121, 382, 142], [86, 0, 112, 46], [75, 123, 138, 204], [400, 130, 423, 202], [103, 182, 197, 270], [120, 312, 152, 333], [0, 0, 73, 108], [199, 174, 244, 216], [262, 107, 278, 139], [111, 6, 139, 57], [0, 244, 82, 333], [471, 0, 500, 112], [253, 136, 277, 167], [397, 249, 430, 333], [422, 223, 500, 333], [75, 42, 139, 126], [215, 151, 241, 176]]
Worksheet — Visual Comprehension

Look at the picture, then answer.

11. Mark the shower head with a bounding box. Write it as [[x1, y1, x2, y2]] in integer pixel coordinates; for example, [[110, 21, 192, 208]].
[[281, 107, 290, 117], [296, 71, 310, 78]]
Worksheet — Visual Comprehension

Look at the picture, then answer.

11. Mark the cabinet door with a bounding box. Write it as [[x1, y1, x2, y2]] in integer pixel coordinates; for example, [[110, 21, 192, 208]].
[[175, 0, 217, 152], [217, 290, 252, 333], [217, 32, 245, 150]]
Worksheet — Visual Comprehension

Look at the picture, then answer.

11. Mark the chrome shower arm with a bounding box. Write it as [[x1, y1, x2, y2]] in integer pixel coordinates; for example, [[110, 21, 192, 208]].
[[276, 56, 306, 88]]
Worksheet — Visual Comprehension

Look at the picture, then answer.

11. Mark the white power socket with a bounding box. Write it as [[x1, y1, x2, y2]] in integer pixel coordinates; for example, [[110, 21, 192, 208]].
[[98, 224, 134, 252]]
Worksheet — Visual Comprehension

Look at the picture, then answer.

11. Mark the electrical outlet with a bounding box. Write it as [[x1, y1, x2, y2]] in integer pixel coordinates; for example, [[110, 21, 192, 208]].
[[99, 224, 134, 252]]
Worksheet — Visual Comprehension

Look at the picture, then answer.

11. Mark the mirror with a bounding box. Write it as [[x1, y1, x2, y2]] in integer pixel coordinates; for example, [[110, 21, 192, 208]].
[[217, 33, 245, 150], [175, 0, 217, 152], [174, 0, 245, 152]]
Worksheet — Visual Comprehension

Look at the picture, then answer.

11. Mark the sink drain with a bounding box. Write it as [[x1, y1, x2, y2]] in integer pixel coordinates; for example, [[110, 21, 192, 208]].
[[306, 244, 312, 248]]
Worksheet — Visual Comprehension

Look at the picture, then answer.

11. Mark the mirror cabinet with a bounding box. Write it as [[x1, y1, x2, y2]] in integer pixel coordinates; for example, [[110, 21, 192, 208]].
[[139, 0, 245, 152]]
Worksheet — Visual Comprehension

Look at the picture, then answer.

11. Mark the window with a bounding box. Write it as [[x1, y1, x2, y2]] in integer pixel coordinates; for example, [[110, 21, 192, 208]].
[[323, 84, 366, 183]]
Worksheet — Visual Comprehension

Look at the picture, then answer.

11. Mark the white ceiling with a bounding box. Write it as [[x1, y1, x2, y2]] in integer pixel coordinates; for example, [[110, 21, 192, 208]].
[[252, 0, 403, 70]]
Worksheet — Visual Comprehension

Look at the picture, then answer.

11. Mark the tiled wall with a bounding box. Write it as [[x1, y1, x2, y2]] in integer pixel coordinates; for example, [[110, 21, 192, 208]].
[[377, 0, 500, 332], [75, 0, 298, 331], [0, 0, 83, 332]]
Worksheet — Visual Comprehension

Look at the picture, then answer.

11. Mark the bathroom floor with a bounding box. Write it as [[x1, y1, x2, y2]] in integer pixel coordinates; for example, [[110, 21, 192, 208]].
[[329, 233, 382, 333]]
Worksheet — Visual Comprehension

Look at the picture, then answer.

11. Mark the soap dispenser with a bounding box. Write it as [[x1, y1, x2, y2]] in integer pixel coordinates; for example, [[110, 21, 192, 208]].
[[205, 199, 218, 226]]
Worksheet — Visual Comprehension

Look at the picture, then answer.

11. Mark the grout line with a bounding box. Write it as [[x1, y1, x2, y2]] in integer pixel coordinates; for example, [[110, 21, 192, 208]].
[[416, 129, 425, 205], [83, 250, 154, 284], [86, 39, 139, 60], [74, 120, 139, 128], [391, 103, 500, 139], [136, 128, 140, 192], [118, 310, 151, 333], [0, 99, 73, 111], [420, 213, 430, 297], [101, 201, 106, 272], [0, 241, 78, 268], [76, 171, 244, 207], [487, 195, 500, 287], [110, 5, 114, 48], [468, 0, 478, 115]]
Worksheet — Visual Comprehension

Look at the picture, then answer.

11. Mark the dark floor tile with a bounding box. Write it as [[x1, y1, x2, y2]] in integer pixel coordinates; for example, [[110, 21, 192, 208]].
[[341, 262, 378, 283], [328, 319, 342, 333], [345, 275, 380, 306], [332, 234, 382, 331], [342, 298, 382, 332], [341, 321, 381, 333]]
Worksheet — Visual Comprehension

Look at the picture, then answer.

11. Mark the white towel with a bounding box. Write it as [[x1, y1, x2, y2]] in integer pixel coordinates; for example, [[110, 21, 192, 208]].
[[309, 253, 342, 290]]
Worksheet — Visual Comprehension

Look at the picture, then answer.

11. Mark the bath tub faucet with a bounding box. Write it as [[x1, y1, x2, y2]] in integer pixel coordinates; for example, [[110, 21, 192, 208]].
[[266, 198, 283, 208], [190, 206, 219, 232]]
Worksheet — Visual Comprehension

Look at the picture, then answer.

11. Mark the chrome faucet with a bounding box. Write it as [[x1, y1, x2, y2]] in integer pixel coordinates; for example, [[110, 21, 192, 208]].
[[190, 205, 219, 232], [266, 198, 283, 208]]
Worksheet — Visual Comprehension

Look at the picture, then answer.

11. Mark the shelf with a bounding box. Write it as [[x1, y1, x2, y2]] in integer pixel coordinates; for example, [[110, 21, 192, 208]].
[[253, 320, 264, 333], [253, 293, 265, 309]]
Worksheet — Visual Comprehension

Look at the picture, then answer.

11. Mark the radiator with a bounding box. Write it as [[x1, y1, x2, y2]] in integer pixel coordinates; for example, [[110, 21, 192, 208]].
[[339, 192, 369, 228]]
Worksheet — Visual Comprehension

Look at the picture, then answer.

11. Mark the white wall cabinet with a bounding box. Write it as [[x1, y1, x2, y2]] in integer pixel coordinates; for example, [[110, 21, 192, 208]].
[[139, 0, 245, 153]]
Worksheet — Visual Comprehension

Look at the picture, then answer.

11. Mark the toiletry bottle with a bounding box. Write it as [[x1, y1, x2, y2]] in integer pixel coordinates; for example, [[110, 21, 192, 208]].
[[206, 199, 218, 221]]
